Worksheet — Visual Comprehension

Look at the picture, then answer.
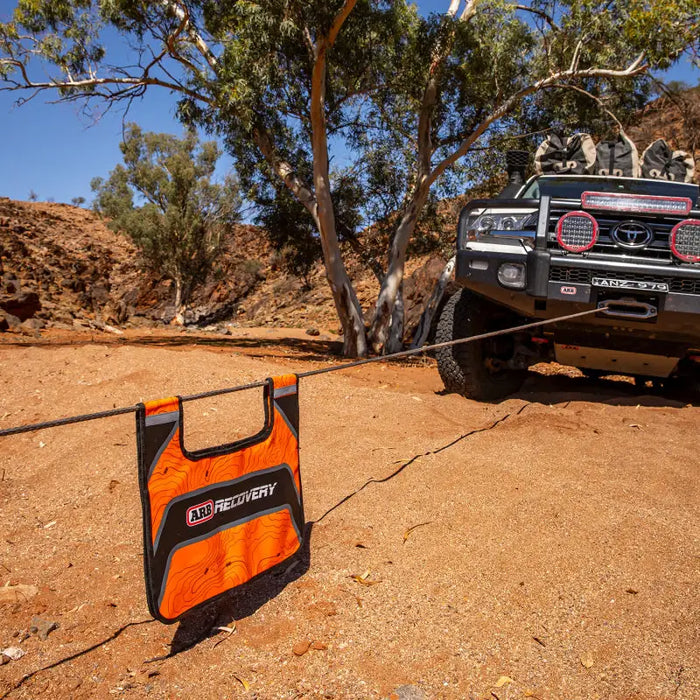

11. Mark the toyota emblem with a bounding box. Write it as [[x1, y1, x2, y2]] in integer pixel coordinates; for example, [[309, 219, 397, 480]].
[[611, 221, 653, 249]]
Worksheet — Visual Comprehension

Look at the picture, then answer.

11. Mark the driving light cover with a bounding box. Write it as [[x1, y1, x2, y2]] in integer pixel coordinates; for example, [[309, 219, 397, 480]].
[[670, 219, 700, 263], [556, 211, 598, 253], [497, 263, 526, 289], [581, 191, 692, 216]]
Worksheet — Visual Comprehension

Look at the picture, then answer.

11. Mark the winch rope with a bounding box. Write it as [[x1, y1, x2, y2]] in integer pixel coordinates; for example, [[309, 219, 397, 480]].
[[0, 305, 607, 438]]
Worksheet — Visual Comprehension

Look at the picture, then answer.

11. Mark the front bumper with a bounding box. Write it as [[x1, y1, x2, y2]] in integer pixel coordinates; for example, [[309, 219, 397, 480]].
[[457, 245, 700, 316], [455, 196, 700, 346]]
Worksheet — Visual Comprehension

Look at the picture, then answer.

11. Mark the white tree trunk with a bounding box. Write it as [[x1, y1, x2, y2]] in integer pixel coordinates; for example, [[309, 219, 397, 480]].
[[315, 191, 368, 356], [368, 5, 471, 354], [309, 7, 368, 357], [384, 283, 405, 354], [252, 122, 367, 355], [368, 190, 427, 353], [410, 255, 455, 349], [173, 277, 186, 326]]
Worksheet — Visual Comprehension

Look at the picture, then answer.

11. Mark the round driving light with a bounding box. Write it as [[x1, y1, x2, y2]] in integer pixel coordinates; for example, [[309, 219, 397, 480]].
[[497, 262, 526, 289], [670, 219, 700, 263], [556, 211, 598, 253]]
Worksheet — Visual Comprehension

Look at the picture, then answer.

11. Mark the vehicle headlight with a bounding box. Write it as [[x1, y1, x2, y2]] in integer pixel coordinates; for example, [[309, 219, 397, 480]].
[[465, 210, 538, 242], [475, 215, 496, 232]]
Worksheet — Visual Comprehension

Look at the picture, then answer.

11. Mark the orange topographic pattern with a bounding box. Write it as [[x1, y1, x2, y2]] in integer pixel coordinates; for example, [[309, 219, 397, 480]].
[[137, 374, 303, 623]]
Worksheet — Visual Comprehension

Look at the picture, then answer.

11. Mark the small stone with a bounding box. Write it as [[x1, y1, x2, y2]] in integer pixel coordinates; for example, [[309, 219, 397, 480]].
[[292, 640, 311, 656], [29, 616, 59, 641], [0, 310, 22, 332], [306, 328, 320, 336], [386, 686, 427, 700], [0, 583, 38, 603], [1, 647, 26, 661]]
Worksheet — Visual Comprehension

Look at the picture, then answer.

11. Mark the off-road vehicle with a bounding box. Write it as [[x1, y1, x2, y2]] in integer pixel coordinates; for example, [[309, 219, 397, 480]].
[[436, 151, 700, 399]]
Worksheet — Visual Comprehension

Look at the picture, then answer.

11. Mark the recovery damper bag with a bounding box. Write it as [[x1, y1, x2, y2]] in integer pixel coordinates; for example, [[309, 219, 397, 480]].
[[534, 132, 596, 175], [641, 139, 695, 182], [137, 375, 304, 623], [594, 131, 640, 177]]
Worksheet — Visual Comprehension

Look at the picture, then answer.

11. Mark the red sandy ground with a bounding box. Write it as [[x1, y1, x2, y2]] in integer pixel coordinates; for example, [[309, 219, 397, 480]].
[[0, 328, 698, 699]]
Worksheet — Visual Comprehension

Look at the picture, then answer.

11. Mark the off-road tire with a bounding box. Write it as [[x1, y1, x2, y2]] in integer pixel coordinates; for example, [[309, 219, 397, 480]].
[[435, 289, 526, 400]]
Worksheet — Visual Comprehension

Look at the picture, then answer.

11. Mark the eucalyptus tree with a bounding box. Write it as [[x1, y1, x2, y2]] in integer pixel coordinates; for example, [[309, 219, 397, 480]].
[[91, 124, 240, 323]]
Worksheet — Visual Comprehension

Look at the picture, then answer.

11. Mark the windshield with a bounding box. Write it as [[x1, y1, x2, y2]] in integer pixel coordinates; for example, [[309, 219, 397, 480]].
[[521, 176, 699, 205]]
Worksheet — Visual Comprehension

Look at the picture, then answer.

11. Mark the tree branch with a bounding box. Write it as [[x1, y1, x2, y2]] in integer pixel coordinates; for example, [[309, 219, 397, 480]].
[[569, 36, 585, 73], [0, 59, 214, 107], [303, 26, 316, 60], [418, 0, 482, 185], [160, 0, 218, 70], [252, 126, 317, 216], [447, 0, 461, 18], [310, 0, 358, 204], [513, 4, 559, 32], [547, 82, 623, 129], [427, 53, 648, 186], [327, 0, 358, 49], [460, 0, 480, 22]]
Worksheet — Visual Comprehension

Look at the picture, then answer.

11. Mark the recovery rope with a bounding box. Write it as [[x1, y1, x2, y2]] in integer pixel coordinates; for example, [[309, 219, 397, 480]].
[[0, 305, 606, 438]]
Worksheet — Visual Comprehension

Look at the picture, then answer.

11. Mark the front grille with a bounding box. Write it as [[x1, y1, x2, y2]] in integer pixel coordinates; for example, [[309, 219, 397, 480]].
[[550, 266, 700, 295], [550, 267, 591, 284], [548, 206, 679, 261]]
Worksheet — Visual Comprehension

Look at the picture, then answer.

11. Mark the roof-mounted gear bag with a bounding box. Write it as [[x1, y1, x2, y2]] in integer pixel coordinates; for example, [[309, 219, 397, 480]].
[[594, 131, 640, 177], [641, 139, 695, 182], [137, 375, 304, 624], [534, 132, 596, 175]]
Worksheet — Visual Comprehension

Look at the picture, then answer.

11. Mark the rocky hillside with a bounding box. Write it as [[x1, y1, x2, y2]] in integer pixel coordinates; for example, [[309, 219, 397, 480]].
[[626, 85, 700, 180], [0, 199, 140, 333], [0, 197, 448, 338]]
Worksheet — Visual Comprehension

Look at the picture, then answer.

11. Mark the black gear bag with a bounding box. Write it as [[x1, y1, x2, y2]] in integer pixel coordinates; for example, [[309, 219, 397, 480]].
[[535, 133, 596, 175], [641, 139, 694, 182], [594, 131, 639, 177]]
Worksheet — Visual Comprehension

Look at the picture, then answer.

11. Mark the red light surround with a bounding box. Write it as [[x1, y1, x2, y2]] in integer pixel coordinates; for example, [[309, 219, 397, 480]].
[[556, 211, 598, 253], [670, 219, 700, 263], [581, 191, 692, 216]]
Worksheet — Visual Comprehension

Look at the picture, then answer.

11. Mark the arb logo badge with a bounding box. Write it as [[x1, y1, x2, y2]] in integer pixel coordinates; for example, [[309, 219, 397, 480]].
[[560, 285, 577, 295], [186, 500, 214, 526]]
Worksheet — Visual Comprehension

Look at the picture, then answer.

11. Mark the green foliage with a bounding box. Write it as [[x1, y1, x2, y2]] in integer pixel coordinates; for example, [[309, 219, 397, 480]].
[[4, 0, 697, 216], [192, 1, 418, 235], [91, 123, 240, 313], [255, 185, 322, 287], [356, 0, 688, 195], [255, 162, 375, 285]]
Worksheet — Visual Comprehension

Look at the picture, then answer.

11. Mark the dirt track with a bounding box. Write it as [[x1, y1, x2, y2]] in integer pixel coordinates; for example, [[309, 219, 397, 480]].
[[0, 331, 698, 699]]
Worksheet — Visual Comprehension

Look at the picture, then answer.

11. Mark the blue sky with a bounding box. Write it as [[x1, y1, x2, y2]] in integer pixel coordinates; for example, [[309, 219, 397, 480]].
[[0, 0, 698, 206]]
